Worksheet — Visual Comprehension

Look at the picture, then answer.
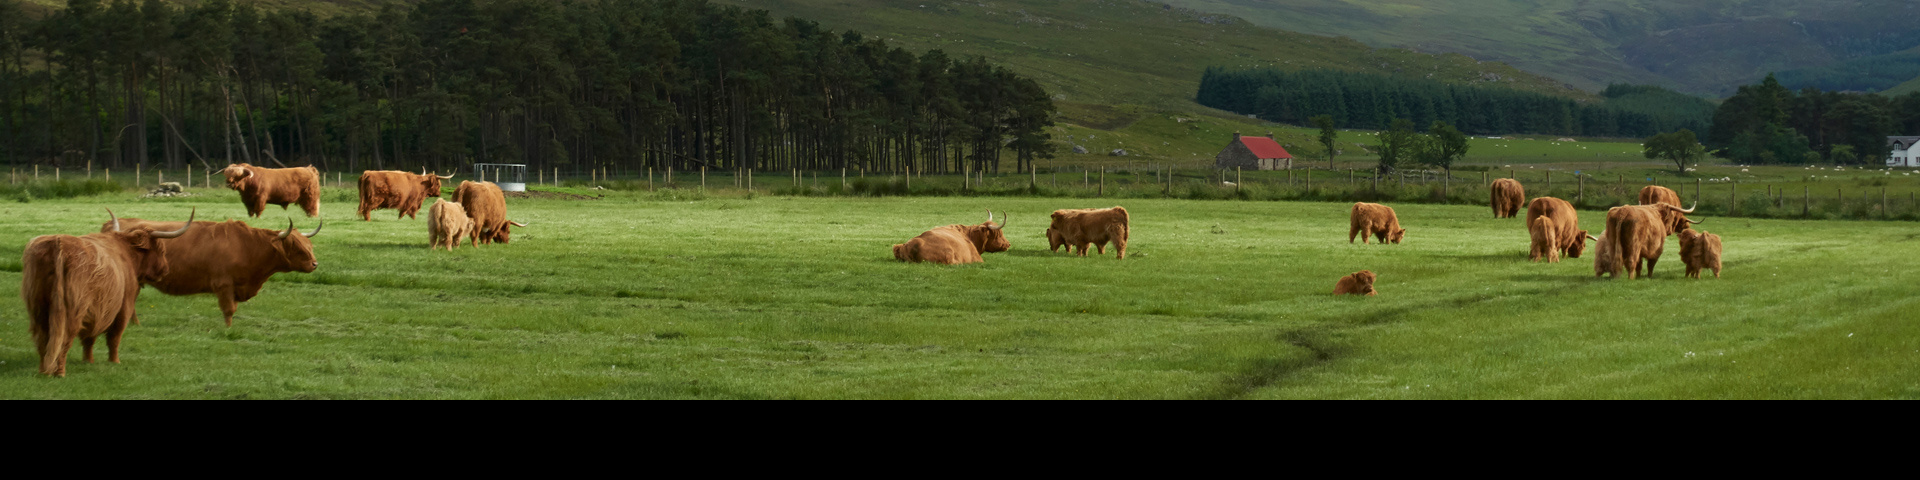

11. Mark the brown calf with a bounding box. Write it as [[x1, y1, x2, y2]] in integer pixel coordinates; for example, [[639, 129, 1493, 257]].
[[429, 199, 478, 251], [1678, 230, 1724, 279], [1047, 206, 1130, 259], [1333, 270, 1378, 296], [1349, 202, 1406, 244]]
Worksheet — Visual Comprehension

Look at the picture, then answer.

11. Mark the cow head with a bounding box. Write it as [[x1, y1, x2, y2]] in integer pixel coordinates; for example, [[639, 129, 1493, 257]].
[[223, 164, 256, 191], [972, 210, 1010, 253], [1387, 227, 1406, 244], [1567, 230, 1592, 258], [1046, 227, 1065, 252], [107, 208, 194, 283], [273, 218, 322, 273], [1351, 270, 1377, 286], [422, 171, 455, 197], [489, 220, 527, 244], [1658, 203, 1701, 234]]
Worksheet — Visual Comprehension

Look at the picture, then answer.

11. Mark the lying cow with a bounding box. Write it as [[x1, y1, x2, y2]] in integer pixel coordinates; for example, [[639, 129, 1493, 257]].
[[1333, 270, 1378, 296], [1678, 230, 1724, 279], [1592, 231, 1620, 278], [428, 199, 477, 251], [23, 209, 193, 376], [358, 169, 453, 220], [1529, 216, 1560, 263], [1603, 203, 1699, 279], [1639, 185, 1682, 208], [1525, 197, 1590, 259], [1490, 178, 1524, 218], [1048, 206, 1130, 259], [1348, 202, 1406, 244], [452, 181, 527, 244], [224, 163, 322, 218], [892, 210, 1010, 265], [103, 216, 320, 327]]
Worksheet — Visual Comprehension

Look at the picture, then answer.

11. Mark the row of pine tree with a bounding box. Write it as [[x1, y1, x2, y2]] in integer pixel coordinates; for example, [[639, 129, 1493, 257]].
[[0, 0, 1056, 176]]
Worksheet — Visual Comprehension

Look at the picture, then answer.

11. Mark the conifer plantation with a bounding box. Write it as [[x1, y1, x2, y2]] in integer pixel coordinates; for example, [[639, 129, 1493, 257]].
[[0, 0, 1057, 177]]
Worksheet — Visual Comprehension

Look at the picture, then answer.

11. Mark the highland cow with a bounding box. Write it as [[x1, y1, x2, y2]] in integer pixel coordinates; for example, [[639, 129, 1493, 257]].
[[99, 216, 319, 327], [223, 163, 322, 218], [892, 211, 1010, 265], [23, 209, 193, 376], [1047, 206, 1130, 259], [1333, 270, 1378, 296], [1348, 202, 1406, 244], [1490, 178, 1524, 218], [1678, 230, 1724, 279]]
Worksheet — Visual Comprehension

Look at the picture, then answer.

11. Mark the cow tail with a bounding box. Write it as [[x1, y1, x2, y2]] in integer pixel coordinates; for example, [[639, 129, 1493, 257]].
[[42, 243, 72, 374]]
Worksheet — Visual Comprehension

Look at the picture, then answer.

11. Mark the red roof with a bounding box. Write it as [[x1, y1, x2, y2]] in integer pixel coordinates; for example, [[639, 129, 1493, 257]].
[[1238, 136, 1292, 159]]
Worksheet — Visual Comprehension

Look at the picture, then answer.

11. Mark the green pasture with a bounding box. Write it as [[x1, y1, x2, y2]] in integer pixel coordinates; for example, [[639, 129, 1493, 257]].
[[0, 184, 1914, 398]]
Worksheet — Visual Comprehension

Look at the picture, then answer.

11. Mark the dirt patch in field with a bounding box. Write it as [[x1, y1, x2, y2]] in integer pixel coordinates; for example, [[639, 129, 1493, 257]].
[[505, 190, 602, 200]]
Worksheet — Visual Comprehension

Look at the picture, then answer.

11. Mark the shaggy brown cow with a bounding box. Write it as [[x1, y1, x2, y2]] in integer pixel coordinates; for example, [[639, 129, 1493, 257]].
[[23, 209, 192, 376], [1639, 185, 1682, 208], [1678, 230, 1724, 279], [1490, 178, 1525, 218], [1529, 216, 1560, 263], [1349, 202, 1406, 244], [1047, 206, 1130, 259], [428, 199, 478, 251], [892, 211, 1010, 265], [1046, 227, 1068, 253], [452, 181, 527, 244], [102, 216, 320, 327], [1603, 203, 1698, 279], [1525, 197, 1590, 259], [223, 163, 322, 218], [1592, 231, 1620, 278], [358, 169, 453, 220], [1333, 270, 1378, 296]]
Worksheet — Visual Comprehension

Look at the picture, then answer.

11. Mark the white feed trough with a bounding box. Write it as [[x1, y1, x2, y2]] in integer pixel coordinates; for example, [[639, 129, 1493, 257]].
[[473, 163, 527, 192]]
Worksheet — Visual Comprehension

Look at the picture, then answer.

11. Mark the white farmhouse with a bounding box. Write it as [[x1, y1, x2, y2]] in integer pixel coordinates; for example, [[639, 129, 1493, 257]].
[[1888, 136, 1920, 167]]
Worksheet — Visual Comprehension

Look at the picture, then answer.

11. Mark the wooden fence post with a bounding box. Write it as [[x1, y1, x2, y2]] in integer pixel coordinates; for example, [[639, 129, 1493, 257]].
[[701, 167, 707, 191], [1545, 170, 1550, 192], [1804, 186, 1810, 217], [1235, 166, 1241, 194], [1730, 181, 1736, 216], [1577, 174, 1584, 203], [1099, 169, 1105, 197]]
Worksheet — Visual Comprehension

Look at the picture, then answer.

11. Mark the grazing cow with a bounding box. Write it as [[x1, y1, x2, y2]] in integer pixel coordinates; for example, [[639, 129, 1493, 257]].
[[452, 181, 527, 244], [1490, 178, 1525, 218], [23, 209, 193, 376], [892, 210, 1010, 265], [1333, 270, 1378, 296], [102, 216, 320, 327], [1046, 227, 1068, 253], [1678, 230, 1724, 279], [1592, 231, 1620, 278], [428, 199, 477, 251], [358, 169, 453, 220], [1348, 202, 1406, 244], [1526, 197, 1590, 259], [223, 163, 322, 218], [1047, 206, 1130, 259], [1602, 203, 1698, 279], [1639, 185, 1682, 208], [1529, 216, 1560, 263]]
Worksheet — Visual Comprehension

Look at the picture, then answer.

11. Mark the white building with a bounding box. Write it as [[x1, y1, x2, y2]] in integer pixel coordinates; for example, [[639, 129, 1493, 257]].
[[1888, 136, 1920, 167]]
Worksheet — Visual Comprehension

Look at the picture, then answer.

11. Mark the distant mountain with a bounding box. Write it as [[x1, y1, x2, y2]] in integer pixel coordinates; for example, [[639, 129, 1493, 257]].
[[1155, 0, 1920, 97]]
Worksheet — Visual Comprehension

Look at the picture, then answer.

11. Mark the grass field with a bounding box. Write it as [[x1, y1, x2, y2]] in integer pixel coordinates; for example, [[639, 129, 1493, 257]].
[[0, 185, 1914, 398]]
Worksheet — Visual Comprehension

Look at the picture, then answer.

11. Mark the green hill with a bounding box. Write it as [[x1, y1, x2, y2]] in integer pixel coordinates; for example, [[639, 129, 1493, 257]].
[[1154, 0, 1920, 97]]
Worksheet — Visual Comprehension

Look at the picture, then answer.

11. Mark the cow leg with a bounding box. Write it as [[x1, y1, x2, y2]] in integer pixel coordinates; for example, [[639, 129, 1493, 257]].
[[1096, 241, 1106, 254], [219, 290, 239, 327], [360, 204, 372, 221], [106, 312, 129, 364], [1349, 224, 1360, 243], [1113, 232, 1127, 260], [81, 335, 95, 363], [1645, 257, 1658, 278]]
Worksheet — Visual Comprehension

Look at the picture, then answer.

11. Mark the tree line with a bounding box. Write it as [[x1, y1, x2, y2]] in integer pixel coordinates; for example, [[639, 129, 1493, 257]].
[[1707, 73, 1920, 165], [0, 0, 1056, 177], [1195, 67, 1712, 138]]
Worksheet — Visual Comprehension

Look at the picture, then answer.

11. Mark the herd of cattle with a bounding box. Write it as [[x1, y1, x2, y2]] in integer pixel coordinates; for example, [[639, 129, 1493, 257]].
[[18, 164, 526, 376], [17, 162, 1726, 376]]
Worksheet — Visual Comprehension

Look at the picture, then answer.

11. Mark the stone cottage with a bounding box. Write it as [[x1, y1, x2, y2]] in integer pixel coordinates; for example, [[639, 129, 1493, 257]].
[[1214, 132, 1294, 170]]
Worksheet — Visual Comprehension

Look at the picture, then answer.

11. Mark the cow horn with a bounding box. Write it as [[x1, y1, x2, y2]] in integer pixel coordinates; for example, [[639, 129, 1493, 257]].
[[508, 220, 527, 227], [107, 208, 121, 232], [239, 167, 254, 179], [1677, 202, 1696, 213], [986, 209, 994, 223], [993, 211, 1005, 230], [279, 218, 295, 239], [304, 220, 323, 238], [151, 208, 195, 239], [1687, 218, 1703, 224], [437, 172, 455, 180]]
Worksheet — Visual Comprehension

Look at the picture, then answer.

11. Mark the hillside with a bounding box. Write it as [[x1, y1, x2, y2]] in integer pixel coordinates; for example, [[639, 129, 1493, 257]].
[[1155, 0, 1920, 97]]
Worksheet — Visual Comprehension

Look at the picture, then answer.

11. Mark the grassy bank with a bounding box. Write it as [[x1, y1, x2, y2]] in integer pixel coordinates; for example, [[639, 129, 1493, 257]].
[[0, 189, 1914, 398]]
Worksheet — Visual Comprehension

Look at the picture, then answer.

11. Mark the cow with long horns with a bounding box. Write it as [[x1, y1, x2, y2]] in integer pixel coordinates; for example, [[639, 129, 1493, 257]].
[[23, 209, 194, 376], [1602, 202, 1701, 279], [101, 216, 321, 326], [223, 163, 322, 218], [357, 169, 454, 220], [1047, 206, 1130, 259], [1490, 178, 1525, 218], [452, 181, 527, 244], [892, 210, 1010, 265]]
